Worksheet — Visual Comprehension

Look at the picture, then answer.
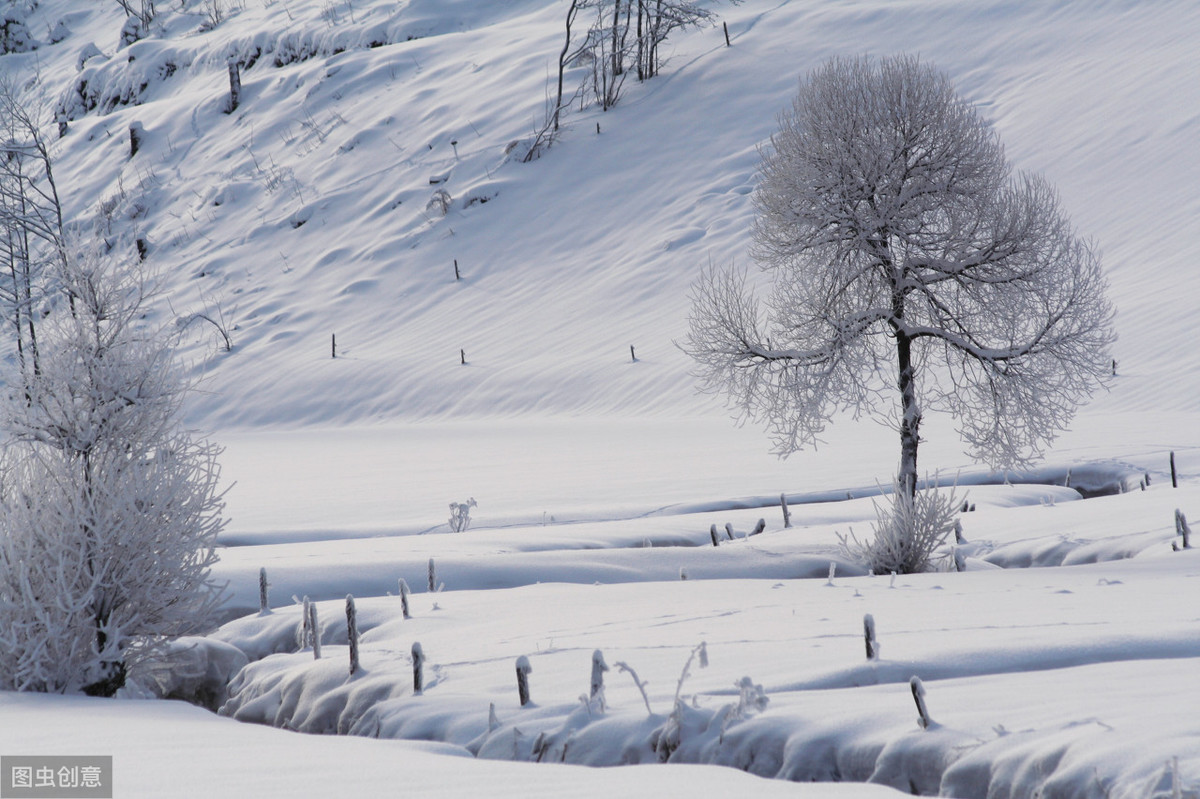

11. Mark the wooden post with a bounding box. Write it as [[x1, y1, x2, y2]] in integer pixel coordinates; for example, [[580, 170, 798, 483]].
[[709, 524, 719, 547], [398, 578, 411, 619], [460, 348, 466, 365], [1171, 451, 1177, 488], [309, 603, 321, 659], [454, 259, 460, 280], [346, 595, 359, 675], [864, 614, 878, 660], [331, 333, 336, 358], [516, 656, 532, 706], [723, 21, 731, 46], [911, 676, 932, 729], [781, 493, 791, 528], [630, 345, 636, 362], [427, 558, 436, 592], [590, 650, 608, 705], [412, 642, 425, 693], [258, 567, 269, 614], [129, 121, 143, 158], [227, 57, 241, 113]]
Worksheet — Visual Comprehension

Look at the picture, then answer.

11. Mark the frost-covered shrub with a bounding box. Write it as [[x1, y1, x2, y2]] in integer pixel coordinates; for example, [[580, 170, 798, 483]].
[[448, 497, 476, 532], [839, 481, 961, 574], [427, 188, 453, 217], [118, 14, 145, 49], [0, 252, 225, 695], [1, 8, 36, 53]]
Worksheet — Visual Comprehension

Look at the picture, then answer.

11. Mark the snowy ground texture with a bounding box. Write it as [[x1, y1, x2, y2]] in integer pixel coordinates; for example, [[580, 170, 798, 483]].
[[3, 0, 1200, 796]]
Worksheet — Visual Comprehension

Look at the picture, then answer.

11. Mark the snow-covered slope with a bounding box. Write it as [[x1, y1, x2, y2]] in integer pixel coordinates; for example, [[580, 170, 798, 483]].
[[3, 0, 1198, 432]]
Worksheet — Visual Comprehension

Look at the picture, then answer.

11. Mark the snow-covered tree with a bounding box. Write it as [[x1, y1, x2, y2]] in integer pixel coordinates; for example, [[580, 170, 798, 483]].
[[0, 79, 70, 383], [0, 248, 226, 695], [685, 55, 1114, 567]]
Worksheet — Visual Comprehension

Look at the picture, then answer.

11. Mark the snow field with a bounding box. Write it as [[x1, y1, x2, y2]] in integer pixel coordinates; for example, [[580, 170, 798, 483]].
[[3, 0, 1200, 795]]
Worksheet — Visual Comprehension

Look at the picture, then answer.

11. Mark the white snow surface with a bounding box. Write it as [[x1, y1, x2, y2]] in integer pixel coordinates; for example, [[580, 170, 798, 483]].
[[3, 0, 1200, 796]]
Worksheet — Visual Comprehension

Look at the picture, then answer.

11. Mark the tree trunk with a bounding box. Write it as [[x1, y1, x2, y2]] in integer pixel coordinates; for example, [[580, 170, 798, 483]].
[[888, 250, 920, 501], [554, 1, 580, 131], [895, 328, 920, 500]]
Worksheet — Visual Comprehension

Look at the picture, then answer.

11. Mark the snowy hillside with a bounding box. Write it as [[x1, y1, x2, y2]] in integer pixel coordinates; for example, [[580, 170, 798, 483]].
[[4, 0, 1200, 797], [3, 0, 1198, 432]]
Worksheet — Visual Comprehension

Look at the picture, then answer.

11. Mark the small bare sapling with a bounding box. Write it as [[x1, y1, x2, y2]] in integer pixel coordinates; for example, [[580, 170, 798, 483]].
[[911, 676, 933, 729], [614, 661, 653, 716], [673, 642, 710, 707], [412, 642, 425, 693], [516, 656, 533, 707], [346, 595, 359, 675]]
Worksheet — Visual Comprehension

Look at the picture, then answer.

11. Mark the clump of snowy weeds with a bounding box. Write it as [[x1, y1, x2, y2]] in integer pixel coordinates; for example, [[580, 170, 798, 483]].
[[839, 480, 962, 575], [448, 497, 476, 532]]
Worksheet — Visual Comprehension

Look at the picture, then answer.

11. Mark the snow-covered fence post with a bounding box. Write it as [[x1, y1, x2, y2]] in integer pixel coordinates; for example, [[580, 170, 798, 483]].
[[630, 345, 636, 362], [590, 649, 608, 709], [226, 56, 241, 113], [129, 121, 143, 158], [516, 656, 532, 707], [454, 259, 460, 281], [723, 21, 731, 46], [346, 595, 359, 675], [864, 614, 879, 660], [709, 524, 719, 547], [331, 333, 336, 359], [258, 568, 269, 614], [724, 522, 734, 541], [412, 642, 425, 693], [1175, 509, 1192, 550], [309, 603, 321, 659], [910, 676, 932, 729], [460, 348, 466, 365], [398, 578, 411, 619], [427, 558, 436, 592], [1171, 451, 1178, 488], [299, 595, 311, 647], [750, 518, 766, 536], [954, 519, 965, 544], [781, 493, 791, 528]]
